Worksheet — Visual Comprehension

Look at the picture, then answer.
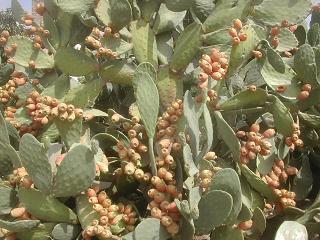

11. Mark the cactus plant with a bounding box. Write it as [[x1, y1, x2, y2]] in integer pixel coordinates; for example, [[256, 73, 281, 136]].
[[1, 0, 320, 239]]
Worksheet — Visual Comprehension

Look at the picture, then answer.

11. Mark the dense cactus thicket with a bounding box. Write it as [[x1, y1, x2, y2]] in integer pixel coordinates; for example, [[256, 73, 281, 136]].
[[1, 0, 320, 239]]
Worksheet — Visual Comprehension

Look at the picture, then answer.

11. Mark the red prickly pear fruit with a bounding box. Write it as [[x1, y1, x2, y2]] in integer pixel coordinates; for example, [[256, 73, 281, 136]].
[[276, 85, 286, 93], [161, 216, 173, 227], [11, 207, 26, 218], [252, 50, 262, 59], [286, 167, 298, 176], [297, 91, 309, 100], [237, 219, 253, 230], [236, 131, 246, 138], [233, 37, 241, 45], [281, 19, 289, 27], [199, 170, 213, 179], [166, 222, 180, 235], [55, 153, 66, 166], [239, 33, 247, 41], [271, 37, 280, 47], [228, 27, 238, 38], [1, 30, 10, 38], [87, 188, 96, 197], [150, 207, 162, 219], [302, 84, 312, 92], [248, 85, 257, 92], [250, 123, 260, 133], [198, 72, 209, 82], [233, 19, 243, 30], [263, 129, 276, 138], [211, 72, 222, 81], [271, 27, 280, 36], [201, 54, 212, 63], [210, 48, 221, 62], [290, 24, 297, 32], [36, 3, 46, 15]]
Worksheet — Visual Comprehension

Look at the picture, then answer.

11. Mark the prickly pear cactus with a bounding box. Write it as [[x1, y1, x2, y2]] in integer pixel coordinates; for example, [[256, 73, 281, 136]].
[[0, 0, 320, 239]]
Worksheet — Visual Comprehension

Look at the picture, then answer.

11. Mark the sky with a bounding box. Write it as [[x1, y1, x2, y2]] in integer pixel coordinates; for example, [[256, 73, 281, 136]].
[[0, 0, 32, 11]]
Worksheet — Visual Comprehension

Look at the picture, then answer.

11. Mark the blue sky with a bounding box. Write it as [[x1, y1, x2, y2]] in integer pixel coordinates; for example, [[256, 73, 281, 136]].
[[0, 0, 32, 11]]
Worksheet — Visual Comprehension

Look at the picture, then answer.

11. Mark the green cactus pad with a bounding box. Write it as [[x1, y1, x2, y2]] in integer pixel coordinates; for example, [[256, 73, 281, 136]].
[[307, 23, 320, 46], [0, 141, 21, 172], [52, 144, 95, 197], [55, 12, 74, 47], [64, 78, 103, 108], [211, 226, 244, 240], [219, 88, 268, 111], [95, 0, 132, 31], [51, 223, 82, 240], [7, 36, 55, 69], [292, 156, 313, 200], [43, 12, 60, 49], [134, 218, 170, 240], [197, 105, 214, 161], [251, 207, 266, 234], [56, 0, 95, 14], [183, 91, 200, 157], [267, 95, 294, 137], [277, 28, 299, 52], [266, 44, 286, 73], [156, 66, 183, 108], [203, 0, 251, 33], [99, 59, 136, 85], [0, 184, 18, 215], [299, 112, 320, 129], [257, 138, 277, 175], [76, 195, 99, 229], [295, 25, 307, 46], [54, 118, 82, 149], [189, 187, 202, 219], [181, 217, 196, 240], [252, 0, 311, 26], [153, 4, 186, 34], [138, 0, 161, 22], [240, 164, 278, 202], [227, 25, 260, 78], [41, 74, 70, 100], [164, 0, 192, 12], [0, 219, 40, 232], [131, 20, 158, 67], [237, 201, 253, 222], [19, 134, 53, 194], [202, 28, 232, 46], [298, 87, 320, 110], [0, 143, 13, 175], [182, 143, 199, 177], [18, 188, 77, 223], [259, 58, 301, 100], [209, 168, 243, 224], [16, 223, 56, 240], [194, 190, 233, 234], [11, 0, 25, 22], [54, 48, 98, 76], [157, 33, 174, 64], [213, 111, 241, 163], [101, 36, 133, 56], [0, 112, 10, 144], [192, 0, 215, 22], [294, 44, 319, 86], [170, 22, 202, 72], [314, 46, 320, 74], [133, 62, 159, 139]]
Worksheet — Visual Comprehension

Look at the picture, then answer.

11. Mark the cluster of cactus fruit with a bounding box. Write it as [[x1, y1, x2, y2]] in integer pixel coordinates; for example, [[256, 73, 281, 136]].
[[1, 0, 320, 239]]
